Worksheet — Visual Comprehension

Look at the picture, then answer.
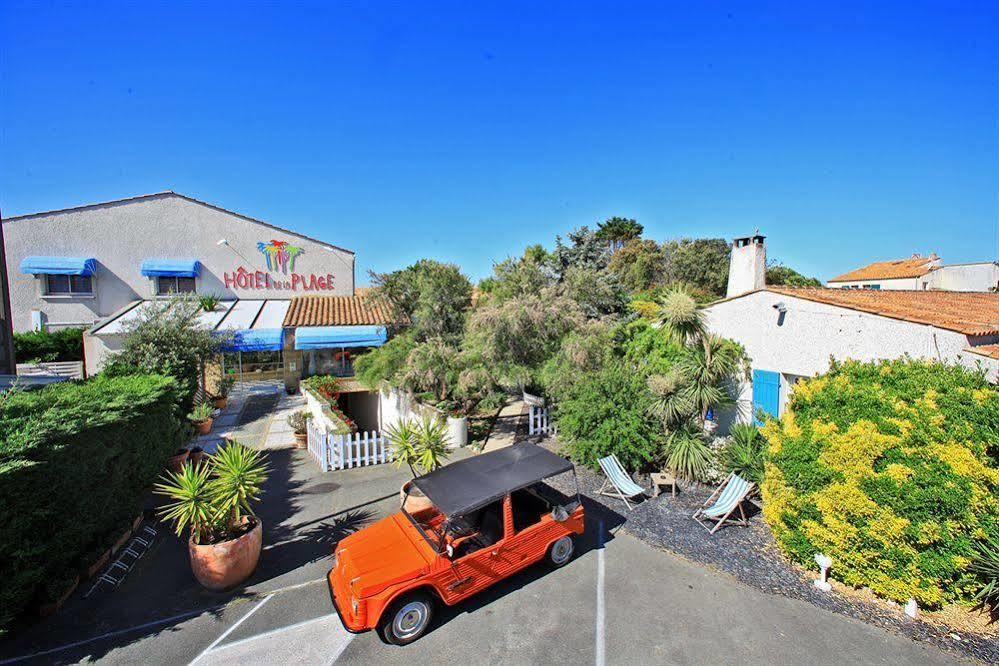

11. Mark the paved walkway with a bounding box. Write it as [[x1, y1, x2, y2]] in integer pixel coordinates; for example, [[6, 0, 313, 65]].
[[189, 381, 306, 452], [481, 399, 526, 452]]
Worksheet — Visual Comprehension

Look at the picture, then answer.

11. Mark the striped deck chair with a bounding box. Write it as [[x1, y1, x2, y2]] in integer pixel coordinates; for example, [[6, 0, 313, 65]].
[[597, 455, 646, 511], [692, 472, 756, 534]]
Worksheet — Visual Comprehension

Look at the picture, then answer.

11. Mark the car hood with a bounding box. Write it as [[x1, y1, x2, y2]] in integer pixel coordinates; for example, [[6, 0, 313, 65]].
[[336, 512, 433, 599]]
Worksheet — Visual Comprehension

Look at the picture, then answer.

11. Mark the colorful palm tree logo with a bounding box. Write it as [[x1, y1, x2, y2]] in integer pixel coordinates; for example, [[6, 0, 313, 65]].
[[257, 239, 304, 273]]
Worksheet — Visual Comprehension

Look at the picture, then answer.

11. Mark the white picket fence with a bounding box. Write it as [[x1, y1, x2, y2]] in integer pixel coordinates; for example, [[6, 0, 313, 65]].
[[307, 421, 393, 471], [528, 404, 556, 436]]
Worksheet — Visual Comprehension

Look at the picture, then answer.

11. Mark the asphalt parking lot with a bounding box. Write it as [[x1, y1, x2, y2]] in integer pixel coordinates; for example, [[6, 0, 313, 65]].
[[0, 449, 964, 666]]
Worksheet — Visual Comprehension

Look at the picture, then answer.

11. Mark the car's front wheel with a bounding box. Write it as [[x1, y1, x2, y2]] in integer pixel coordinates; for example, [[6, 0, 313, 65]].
[[547, 535, 575, 568], [378, 591, 435, 645]]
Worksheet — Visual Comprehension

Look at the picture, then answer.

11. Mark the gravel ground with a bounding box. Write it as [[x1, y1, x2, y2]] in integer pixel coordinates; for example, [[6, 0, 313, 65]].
[[536, 438, 999, 665]]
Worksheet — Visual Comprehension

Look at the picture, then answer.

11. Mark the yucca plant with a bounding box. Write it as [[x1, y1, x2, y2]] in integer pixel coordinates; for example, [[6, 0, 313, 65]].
[[719, 423, 765, 484], [971, 534, 999, 614], [197, 293, 223, 312], [155, 440, 269, 544], [663, 421, 713, 482], [155, 461, 218, 545], [386, 417, 450, 478], [210, 442, 269, 530]]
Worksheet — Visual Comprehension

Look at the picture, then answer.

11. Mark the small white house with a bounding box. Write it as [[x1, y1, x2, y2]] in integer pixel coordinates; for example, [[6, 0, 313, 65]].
[[705, 237, 999, 431], [827, 253, 999, 292]]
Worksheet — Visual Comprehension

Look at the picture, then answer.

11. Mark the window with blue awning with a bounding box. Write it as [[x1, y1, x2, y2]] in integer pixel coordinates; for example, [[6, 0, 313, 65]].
[[218, 328, 285, 353], [294, 325, 387, 350], [20, 256, 96, 276], [140, 258, 201, 278]]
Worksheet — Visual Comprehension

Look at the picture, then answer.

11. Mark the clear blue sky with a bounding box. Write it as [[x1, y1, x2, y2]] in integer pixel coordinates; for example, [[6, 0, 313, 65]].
[[2, 1, 997, 284]]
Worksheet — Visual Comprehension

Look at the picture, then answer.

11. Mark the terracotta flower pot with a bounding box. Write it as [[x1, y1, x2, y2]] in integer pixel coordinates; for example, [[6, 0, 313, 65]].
[[213, 396, 228, 410], [401, 480, 434, 514], [168, 449, 190, 473], [189, 447, 205, 467], [293, 432, 307, 449], [189, 518, 263, 591], [194, 418, 213, 435]]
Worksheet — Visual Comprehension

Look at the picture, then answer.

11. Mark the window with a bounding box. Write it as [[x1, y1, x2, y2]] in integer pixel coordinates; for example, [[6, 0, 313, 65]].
[[45, 274, 93, 295], [862, 284, 881, 290], [511, 486, 551, 532], [156, 276, 196, 295]]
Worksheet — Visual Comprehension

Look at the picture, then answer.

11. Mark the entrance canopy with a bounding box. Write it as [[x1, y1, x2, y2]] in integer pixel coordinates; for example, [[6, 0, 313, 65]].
[[140, 258, 201, 277], [412, 444, 574, 517], [219, 328, 284, 353], [20, 256, 96, 276], [294, 325, 386, 350]]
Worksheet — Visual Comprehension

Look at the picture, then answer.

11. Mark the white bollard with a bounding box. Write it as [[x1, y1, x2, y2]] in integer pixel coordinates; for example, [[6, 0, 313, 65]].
[[813, 553, 832, 592], [904, 598, 918, 619]]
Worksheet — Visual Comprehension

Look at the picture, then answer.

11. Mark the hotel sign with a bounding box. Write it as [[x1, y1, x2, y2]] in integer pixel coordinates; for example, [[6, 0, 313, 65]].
[[223, 239, 336, 292]]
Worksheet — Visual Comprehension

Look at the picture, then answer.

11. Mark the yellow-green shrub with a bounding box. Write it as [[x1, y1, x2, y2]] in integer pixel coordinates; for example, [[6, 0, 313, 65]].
[[761, 358, 999, 607]]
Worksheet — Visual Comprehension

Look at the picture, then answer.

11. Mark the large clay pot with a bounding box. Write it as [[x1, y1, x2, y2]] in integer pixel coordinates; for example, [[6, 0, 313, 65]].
[[401, 480, 434, 514], [168, 449, 190, 473], [293, 432, 307, 449], [189, 447, 205, 467], [194, 418, 213, 435], [189, 518, 263, 591], [213, 396, 228, 410]]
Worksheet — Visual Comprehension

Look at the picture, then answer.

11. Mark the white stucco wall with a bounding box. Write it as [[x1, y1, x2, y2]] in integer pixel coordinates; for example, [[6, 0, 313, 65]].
[[377, 385, 467, 448], [924, 263, 999, 292], [704, 290, 999, 428], [3, 193, 355, 332]]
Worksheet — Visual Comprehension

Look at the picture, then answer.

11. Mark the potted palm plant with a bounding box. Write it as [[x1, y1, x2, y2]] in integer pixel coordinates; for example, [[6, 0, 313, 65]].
[[386, 417, 450, 513], [155, 441, 269, 590], [188, 401, 215, 435], [287, 410, 311, 448], [213, 375, 235, 410]]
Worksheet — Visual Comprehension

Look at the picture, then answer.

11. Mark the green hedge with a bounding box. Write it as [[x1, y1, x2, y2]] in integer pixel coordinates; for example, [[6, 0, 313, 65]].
[[12, 327, 84, 363], [0, 374, 186, 627], [761, 359, 999, 607]]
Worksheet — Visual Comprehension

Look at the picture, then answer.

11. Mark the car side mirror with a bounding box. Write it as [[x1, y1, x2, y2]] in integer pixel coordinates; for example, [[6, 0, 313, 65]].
[[551, 506, 569, 522]]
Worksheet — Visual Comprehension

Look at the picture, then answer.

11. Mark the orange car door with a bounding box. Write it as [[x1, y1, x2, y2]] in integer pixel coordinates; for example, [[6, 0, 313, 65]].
[[436, 498, 516, 603]]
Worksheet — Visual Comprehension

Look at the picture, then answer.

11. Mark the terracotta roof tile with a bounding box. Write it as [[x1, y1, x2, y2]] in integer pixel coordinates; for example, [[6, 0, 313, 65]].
[[767, 287, 999, 336], [967, 344, 999, 360], [828, 256, 937, 282], [283, 294, 395, 327]]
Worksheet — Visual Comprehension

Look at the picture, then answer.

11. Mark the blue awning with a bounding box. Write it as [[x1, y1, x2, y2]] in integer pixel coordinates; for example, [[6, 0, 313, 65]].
[[294, 325, 387, 350], [218, 328, 285, 353], [140, 258, 201, 278], [20, 256, 96, 276]]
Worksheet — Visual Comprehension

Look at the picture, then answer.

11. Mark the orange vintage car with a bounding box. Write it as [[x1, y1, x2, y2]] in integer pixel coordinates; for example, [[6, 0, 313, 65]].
[[327, 443, 585, 644]]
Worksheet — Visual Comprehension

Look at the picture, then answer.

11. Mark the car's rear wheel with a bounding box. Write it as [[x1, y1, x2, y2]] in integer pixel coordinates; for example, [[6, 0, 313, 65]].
[[378, 591, 435, 645], [547, 535, 575, 568]]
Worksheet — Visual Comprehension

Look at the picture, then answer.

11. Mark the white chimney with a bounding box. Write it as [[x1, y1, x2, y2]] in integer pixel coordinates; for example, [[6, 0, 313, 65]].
[[726, 234, 766, 298]]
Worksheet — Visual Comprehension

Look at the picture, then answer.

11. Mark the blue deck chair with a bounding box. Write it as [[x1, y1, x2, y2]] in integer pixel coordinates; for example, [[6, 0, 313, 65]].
[[692, 472, 756, 534], [597, 455, 647, 511]]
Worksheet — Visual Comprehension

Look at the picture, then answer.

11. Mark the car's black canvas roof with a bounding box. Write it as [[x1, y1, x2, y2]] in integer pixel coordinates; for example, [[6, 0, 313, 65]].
[[411, 443, 574, 517]]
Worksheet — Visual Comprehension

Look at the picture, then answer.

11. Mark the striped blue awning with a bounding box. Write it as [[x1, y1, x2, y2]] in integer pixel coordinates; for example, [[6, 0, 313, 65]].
[[20, 256, 96, 276], [218, 328, 285, 353], [140, 258, 201, 278], [294, 325, 387, 350]]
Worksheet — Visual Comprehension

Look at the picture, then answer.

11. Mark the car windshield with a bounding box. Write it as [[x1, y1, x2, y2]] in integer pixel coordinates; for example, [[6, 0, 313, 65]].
[[402, 504, 446, 552]]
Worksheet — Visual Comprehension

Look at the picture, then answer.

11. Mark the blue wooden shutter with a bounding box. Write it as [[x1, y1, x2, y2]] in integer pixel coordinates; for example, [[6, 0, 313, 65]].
[[752, 369, 781, 424]]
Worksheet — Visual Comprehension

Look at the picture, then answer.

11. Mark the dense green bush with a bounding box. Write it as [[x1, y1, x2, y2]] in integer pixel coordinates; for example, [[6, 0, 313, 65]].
[[12, 327, 84, 363], [355, 332, 417, 390], [761, 359, 999, 607], [0, 374, 186, 627], [557, 360, 664, 472]]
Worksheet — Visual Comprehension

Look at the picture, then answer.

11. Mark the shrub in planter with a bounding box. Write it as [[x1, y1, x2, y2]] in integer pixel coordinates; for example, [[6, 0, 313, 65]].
[[213, 375, 234, 409], [287, 411, 311, 448], [386, 417, 450, 513], [156, 441, 269, 590], [0, 374, 185, 628], [761, 358, 999, 608], [188, 402, 214, 434]]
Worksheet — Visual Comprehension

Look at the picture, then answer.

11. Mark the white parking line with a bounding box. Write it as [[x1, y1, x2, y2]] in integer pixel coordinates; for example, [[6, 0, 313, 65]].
[[595, 520, 606, 666], [189, 594, 274, 665]]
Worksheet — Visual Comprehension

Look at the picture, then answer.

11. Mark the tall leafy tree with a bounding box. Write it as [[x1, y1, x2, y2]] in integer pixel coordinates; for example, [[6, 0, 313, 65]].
[[766, 263, 822, 287], [370, 259, 472, 342], [608, 239, 667, 293], [595, 217, 643, 251], [661, 237, 731, 296], [551, 226, 612, 277]]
